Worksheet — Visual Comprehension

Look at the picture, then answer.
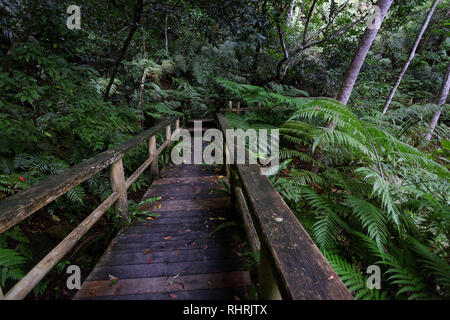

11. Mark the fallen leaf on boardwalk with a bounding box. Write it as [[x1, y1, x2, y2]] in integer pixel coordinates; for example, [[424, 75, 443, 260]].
[[163, 236, 172, 240], [328, 275, 335, 280], [181, 270, 187, 273], [218, 175, 224, 178], [179, 283, 185, 289], [170, 293, 178, 299], [147, 258, 151, 264], [245, 292, 249, 299], [203, 245, 208, 249], [173, 273, 180, 279], [218, 217, 226, 221], [146, 217, 154, 220], [174, 251, 179, 256], [169, 197, 175, 200], [234, 295, 241, 300], [51, 215, 61, 222], [144, 248, 151, 255], [157, 204, 162, 209], [185, 229, 191, 232]]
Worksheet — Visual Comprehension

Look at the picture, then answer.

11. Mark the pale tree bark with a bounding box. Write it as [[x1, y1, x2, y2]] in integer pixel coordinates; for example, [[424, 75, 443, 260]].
[[318, 0, 394, 177], [164, 15, 169, 55], [286, 0, 296, 27], [137, 67, 150, 129], [336, 0, 394, 106], [425, 63, 450, 142], [382, 0, 440, 114]]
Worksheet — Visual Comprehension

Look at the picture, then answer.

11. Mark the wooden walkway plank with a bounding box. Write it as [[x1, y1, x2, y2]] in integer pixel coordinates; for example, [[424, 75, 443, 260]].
[[75, 271, 251, 299], [75, 160, 251, 300]]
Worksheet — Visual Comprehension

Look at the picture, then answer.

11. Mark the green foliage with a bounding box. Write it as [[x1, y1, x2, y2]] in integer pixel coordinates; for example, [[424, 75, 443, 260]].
[[323, 250, 387, 300], [127, 197, 162, 224], [0, 0, 448, 300], [226, 82, 450, 299]]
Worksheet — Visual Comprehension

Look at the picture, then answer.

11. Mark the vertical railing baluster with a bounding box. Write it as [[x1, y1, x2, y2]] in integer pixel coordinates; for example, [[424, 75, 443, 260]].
[[259, 246, 282, 300], [149, 135, 159, 179], [166, 124, 172, 147], [110, 158, 128, 220], [237, 100, 241, 114]]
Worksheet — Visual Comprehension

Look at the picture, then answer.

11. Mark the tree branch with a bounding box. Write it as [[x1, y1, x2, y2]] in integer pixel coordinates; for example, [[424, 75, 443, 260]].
[[104, 0, 144, 101]]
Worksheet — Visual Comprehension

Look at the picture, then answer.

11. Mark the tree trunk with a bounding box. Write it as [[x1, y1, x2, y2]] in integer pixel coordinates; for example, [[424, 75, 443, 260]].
[[164, 15, 169, 55], [137, 67, 150, 129], [382, 0, 440, 114], [336, 0, 394, 106], [286, 0, 296, 27], [103, 0, 144, 101], [425, 63, 450, 142]]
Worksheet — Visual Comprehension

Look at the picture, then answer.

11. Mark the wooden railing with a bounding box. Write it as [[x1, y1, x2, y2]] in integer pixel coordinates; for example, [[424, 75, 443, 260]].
[[217, 112, 353, 300], [0, 116, 180, 300]]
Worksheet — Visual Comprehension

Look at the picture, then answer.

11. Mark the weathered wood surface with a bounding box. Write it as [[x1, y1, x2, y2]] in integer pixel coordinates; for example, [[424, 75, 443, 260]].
[[216, 113, 352, 300], [0, 117, 178, 234], [4, 192, 119, 300], [75, 161, 251, 300]]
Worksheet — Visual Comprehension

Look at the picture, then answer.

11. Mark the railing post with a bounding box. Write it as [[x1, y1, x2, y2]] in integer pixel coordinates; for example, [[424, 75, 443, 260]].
[[237, 100, 241, 114], [0, 284, 4, 300], [166, 124, 172, 147], [259, 245, 282, 300], [223, 138, 230, 177], [229, 100, 233, 111], [110, 158, 128, 220], [175, 119, 180, 131], [149, 135, 159, 179]]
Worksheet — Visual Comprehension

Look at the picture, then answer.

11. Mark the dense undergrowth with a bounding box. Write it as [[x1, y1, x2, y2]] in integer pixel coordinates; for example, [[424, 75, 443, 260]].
[[0, 0, 449, 299], [220, 80, 449, 299]]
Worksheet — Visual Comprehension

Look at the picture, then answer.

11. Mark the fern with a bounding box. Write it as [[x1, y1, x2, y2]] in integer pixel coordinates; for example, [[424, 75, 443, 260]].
[[344, 196, 389, 250], [323, 250, 386, 300], [408, 237, 450, 289], [0, 248, 27, 287], [378, 247, 430, 300], [301, 187, 349, 250]]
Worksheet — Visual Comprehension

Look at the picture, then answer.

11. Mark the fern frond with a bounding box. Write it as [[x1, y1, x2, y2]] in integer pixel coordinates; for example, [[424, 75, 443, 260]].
[[345, 196, 388, 250]]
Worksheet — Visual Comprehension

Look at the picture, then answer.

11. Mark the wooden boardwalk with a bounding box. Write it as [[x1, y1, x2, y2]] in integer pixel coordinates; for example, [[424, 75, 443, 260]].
[[74, 163, 252, 300]]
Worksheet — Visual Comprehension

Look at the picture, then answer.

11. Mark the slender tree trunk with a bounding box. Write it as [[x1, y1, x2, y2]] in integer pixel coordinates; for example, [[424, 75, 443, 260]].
[[164, 15, 169, 55], [286, 0, 296, 26], [104, 0, 144, 101], [382, 0, 440, 114], [425, 63, 450, 142], [137, 67, 150, 129], [311, 1, 393, 174], [336, 0, 394, 106]]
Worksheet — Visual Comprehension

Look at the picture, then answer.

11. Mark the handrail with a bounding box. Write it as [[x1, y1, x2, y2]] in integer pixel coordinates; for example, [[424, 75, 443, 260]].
[[217, 112, 352, 300], [0, 116, 180, 300]]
